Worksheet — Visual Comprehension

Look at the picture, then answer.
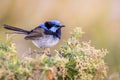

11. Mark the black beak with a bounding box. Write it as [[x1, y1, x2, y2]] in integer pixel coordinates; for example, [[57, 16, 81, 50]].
[[60, 25, 65, 27]]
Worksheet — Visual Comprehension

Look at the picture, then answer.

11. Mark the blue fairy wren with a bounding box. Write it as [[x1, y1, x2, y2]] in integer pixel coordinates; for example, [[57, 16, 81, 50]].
[[3, 20, 65, 56]]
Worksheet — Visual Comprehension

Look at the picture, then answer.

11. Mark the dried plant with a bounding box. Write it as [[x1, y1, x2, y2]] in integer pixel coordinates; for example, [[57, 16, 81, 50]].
[[0, 28, 108, 80]]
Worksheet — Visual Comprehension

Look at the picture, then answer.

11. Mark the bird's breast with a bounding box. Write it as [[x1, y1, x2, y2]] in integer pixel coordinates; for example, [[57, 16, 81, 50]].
[[32, 35, 60, 48]]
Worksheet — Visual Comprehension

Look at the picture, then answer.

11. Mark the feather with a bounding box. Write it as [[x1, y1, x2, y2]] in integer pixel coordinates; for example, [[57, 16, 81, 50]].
[[24, 28, 45, 40], [3, 24, 30, 35]]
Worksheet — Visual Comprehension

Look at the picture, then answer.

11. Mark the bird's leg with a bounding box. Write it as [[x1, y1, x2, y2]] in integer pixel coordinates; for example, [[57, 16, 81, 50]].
[[43, 48, 51, 57]]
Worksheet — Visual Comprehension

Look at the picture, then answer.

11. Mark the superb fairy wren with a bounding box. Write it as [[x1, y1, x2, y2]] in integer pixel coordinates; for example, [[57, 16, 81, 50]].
[[3, 20, 65, 56]]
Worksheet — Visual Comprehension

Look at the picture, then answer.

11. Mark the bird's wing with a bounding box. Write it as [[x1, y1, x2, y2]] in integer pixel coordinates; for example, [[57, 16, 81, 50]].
[[24, 27, 45, 40], [24, 27, 58, 40]]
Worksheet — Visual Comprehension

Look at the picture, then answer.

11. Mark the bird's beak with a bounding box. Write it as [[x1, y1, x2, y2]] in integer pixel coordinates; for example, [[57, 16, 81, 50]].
[[60, 25, 65, 27]]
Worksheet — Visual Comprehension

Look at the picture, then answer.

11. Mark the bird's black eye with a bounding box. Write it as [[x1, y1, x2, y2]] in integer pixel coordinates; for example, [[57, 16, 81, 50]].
[[45, 21, 52, 29], [56, 25, 60, 27]]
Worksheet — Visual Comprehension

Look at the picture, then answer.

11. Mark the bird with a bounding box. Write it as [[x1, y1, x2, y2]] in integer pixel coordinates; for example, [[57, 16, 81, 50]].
[[3, 20, 65, 56]]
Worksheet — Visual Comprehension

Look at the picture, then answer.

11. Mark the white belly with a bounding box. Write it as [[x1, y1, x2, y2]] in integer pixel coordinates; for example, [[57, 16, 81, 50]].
[[32, 35, 59, 48]]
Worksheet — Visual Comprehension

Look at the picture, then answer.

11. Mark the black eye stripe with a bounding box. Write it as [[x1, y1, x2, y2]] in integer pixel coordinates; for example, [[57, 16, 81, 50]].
[[45, 22, 53, 29], [54, 25, 60, 27]]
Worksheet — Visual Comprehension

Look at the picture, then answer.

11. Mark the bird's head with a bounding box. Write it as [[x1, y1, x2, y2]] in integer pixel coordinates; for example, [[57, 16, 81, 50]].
[[44, 20, 65, 32]]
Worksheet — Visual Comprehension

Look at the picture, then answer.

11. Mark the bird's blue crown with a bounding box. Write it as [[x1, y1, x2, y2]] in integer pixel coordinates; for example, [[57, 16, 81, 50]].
[[50, 20, 62, 26], [39, 20, 62, 32]]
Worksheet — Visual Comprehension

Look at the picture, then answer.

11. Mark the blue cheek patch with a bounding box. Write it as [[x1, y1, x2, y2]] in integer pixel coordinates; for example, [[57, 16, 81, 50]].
[[49, 27, 58, 32]]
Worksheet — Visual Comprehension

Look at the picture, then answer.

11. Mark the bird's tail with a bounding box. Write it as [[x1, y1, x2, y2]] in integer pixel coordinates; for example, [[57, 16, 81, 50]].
[[3, 24, 30, 35]]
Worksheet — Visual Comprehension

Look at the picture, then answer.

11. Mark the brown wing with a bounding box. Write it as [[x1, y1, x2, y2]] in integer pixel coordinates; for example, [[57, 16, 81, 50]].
[[24, 27, 45, 40]]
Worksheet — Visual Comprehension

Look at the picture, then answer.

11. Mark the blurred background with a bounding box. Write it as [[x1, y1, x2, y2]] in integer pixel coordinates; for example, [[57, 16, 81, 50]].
[[0, 0, 120, 79]]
